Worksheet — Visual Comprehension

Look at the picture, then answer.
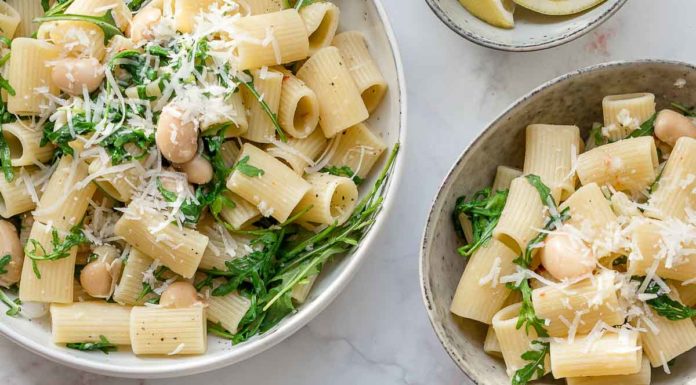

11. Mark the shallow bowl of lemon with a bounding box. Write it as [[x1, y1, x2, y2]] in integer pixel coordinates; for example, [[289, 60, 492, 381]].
[[426, 0, 626, 51]]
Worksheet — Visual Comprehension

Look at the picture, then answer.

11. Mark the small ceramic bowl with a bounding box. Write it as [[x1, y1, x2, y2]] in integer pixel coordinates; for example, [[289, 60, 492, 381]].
[[420, 60, 696, 384], [426, 0, 627, 51], [0, 0, 406, 378]]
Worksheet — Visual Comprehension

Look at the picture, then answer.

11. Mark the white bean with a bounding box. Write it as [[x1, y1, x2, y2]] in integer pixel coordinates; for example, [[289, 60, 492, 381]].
[[540, 231, 595, 281]]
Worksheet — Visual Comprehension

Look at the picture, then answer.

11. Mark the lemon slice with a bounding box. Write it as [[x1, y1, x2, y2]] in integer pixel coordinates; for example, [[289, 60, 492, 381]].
[[512, 0, 607, 15], [459, 0, 516, 29]]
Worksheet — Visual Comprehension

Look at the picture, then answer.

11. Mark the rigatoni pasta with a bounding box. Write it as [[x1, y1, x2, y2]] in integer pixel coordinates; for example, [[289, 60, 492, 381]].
[[7, 38, 59, 115], [297, 46, 369, 137], [332, 31, 387, 113]]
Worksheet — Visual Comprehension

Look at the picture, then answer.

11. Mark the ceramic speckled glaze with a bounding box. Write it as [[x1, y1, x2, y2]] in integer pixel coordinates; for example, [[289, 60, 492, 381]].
[[0, 0, 406, 378], [426, 0, 626, 51], [420, 61, 696, 385]]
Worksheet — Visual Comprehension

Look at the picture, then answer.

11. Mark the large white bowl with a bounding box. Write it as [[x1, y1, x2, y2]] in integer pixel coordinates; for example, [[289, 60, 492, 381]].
[[420, 60, 696, 384], [426, 0, 626, 51], [0, 0, 406, 378]]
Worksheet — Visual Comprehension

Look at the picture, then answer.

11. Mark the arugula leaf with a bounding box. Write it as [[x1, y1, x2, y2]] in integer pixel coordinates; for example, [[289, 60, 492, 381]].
[[40, 114, 96, 158], [234, 156, 264, 177], [0, 52, 14, 97], [0, 285, 20, 316], [136, 265, 170, 302], [43, 0, 74, 16], [284, 0, 318, 9], [320, 166, 363, 185], [671, 102, 696, 117], [0, 254, 10, 274], [26, 225, 88, 279], [0, 126, 12, 182], [511, 340, 550, 385], [127, 0, 148, 11], [588, 122, 604, 147], [627, 113, 657, 139], [0, 101, 17, 182], [234, 71, 287, 142], [525, 174, 556, 210], [66, 335, 117, 354], [453, 188, 507, 257], [511, 279, 548, 337], [205, 144, 399, 343], [35, 10, 123, 43], [642, 278, 696, 320]]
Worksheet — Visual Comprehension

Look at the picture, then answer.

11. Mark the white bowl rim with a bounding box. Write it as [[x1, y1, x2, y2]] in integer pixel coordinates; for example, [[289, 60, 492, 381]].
[[424, 0, 627, 52], [0, 0, 408, 378], [419, 59, 696, 381]]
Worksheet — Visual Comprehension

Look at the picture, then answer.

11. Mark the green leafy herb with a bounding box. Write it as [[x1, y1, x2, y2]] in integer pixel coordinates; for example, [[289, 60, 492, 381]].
[[0, 127, 11, 183], [283, 0, 318, 9], [0, 254, 10, 274], [40, 114, 96, 157], [453, 188, 507, 257], [136, 265, 170, 302], [642, 278, 696, 320], [0, 51, 14, 97], [320, 165, 364, 185], [0, 287, 20, 316], [234, 155, 265, 177], [127, 0, 148, 11], [35, 10, 123, 43], [627, 113, 657, 139], [0, 101, 17, 182], [43, 0, 74, 16], [671, 102, 696, 117], [41, 112, 154, 164], [588, 122, 604, 147], [204, 144, 399, 343], [26, 225, 88, 279], [234, 71, 287, 142], [525, 174, 556, 210], [511, 340, 550, 385], [66, 335, 117, 354]]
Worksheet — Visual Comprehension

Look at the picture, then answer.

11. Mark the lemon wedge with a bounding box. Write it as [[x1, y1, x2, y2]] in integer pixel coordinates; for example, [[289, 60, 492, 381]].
[[511, 0, 607, 15], [459, 0, 516, 29]]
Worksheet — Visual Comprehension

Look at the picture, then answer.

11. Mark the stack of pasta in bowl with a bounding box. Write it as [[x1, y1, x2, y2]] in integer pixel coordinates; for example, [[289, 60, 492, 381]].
[[0, 0, 396, 357], [451, 92, 696, 385]]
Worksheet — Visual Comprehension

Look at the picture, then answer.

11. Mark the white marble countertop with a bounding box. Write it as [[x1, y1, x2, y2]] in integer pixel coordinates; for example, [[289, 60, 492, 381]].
[[3, 0, 695, 384]]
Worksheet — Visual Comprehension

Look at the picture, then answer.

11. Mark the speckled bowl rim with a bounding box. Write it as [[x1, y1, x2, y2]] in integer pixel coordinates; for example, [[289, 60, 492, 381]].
[[419, 59, 696, 382], [425, 0, 627, 52], [0, 0, 407, 378]]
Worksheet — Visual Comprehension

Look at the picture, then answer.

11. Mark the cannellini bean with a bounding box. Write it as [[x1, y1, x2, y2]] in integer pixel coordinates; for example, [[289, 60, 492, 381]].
[[79, 245, 121, 298], [654, 109, 696, 146], [51, 57, 105, 96], [160, 281, 199, 308], [175, 154, 213, 185], [0, 220, 23, 288], [156, 104, 199, 163], [540, 231, 596, 281], [130, 6, 162, 43]]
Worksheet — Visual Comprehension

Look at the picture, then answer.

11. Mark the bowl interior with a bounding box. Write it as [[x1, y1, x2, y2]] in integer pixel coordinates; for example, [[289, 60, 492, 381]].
[[421, 61, 696, 385], [427, 0, 625, 50], [0, 0, 404, 378]]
